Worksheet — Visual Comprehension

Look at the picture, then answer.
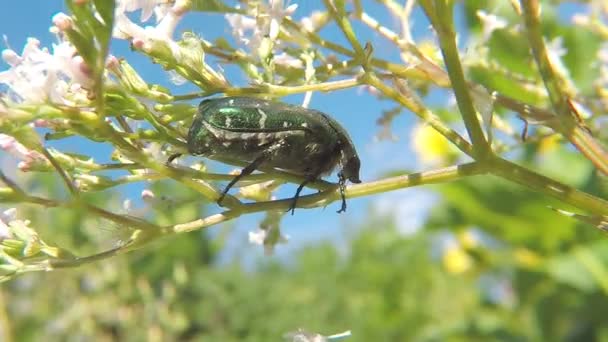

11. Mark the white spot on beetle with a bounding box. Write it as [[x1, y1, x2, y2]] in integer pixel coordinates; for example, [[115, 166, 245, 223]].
[[306, 143, 321, 153], [257, 108, 267, 128], [225, 117, 232, 127], [202, 121, 306, 143]]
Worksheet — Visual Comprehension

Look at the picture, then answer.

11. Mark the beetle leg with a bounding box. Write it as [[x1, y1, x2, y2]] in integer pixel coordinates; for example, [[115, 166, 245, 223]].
[[336, 172, 347, 213], [217, 154, 268, 205], [167, 153, 182, 164], [217, 141, 282, 206], [288, 175, 317, 215]]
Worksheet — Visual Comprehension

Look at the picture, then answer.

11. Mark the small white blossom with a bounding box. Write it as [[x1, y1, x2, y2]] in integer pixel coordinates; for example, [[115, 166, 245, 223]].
[[123, 199, 132, 212], [0, 208, 17, 240], [300, 11, 325, 33], [571, 13, 590, 26], [547, 36, 567, 59], [0, 134, 46, 171], [225, 11, 260, 52], [141, 189, 155, 201], [248, 227, 289, 255], [598, 43, 608, 97], [268, 0, 298, 40], [598, 42, 608, 64], [546, 36, 574, 84], [273, 52, 303, 68], [248, 228, 267, 246], [168, 70, 187, 85], [142, 142, 164, 160], [476, 10, 507, 42], [225, 0, 297, 56], [113, 0, 183, 57], [284, 329, 352, 342], [118, 0, 159, 22], [52, 12, 73, 32]]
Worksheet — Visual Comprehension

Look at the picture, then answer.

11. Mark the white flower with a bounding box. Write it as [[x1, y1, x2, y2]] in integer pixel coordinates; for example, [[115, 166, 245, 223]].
[[113, 0, 182, 52], [52, 12, 73, 32], [248, 227, 289, 255], [0, 134, 46, 171], [547, 36, 567, 59], [268, 0, 298, 40], [571, 13, 590, 26], [300, 11, 325, 33], [284, 329, 352, 342], [546, 36, 574, 86], [141, 189, 155, 201], [0, 38, 91, 104], [225, 0, 297, 55], [225, 11, 261, 52], [476, 10, 507, 42], [118, 0, 159, 22], [598, 42, 608, 64], [0, 208, 16, 240], [273, 52, 303, 68], [123, 199, 132, 212], [597, 43, 608, 90], [248, 228, 267, 246], [142, 142, 164, 160]]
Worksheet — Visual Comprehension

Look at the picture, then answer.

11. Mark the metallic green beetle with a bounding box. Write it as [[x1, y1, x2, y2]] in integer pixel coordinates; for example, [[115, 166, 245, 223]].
[[185, 96, 361, 214]]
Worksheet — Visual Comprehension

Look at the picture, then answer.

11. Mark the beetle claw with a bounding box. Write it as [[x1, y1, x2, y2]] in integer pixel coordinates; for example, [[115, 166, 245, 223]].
[[217, 192, 227, 206], [336, 174, 347, 214], [286, 201, 297, 216]]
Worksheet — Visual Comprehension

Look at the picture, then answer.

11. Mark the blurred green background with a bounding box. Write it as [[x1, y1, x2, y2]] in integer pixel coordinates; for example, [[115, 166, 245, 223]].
[[4, 165, 608, 341]]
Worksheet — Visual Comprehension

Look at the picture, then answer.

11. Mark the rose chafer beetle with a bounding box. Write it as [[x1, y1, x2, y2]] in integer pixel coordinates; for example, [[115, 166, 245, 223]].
[[183, 96, 361, 214]]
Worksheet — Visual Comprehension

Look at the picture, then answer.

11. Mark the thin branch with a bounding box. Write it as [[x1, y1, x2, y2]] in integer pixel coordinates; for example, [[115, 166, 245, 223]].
[[520, 0, 608, 176], [39, 147, 78, 196]]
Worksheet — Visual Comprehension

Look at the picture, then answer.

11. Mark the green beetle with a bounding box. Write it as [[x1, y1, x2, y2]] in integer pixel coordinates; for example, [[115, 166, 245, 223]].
[[183, 96, 361, 214]]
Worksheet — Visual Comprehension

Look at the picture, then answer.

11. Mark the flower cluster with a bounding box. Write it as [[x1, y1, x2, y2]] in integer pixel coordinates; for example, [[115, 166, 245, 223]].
[[113, 0, 184, 55], [225, 0, 303, 70], [0, 134, 46, 171], [0, 38, 91, 105]]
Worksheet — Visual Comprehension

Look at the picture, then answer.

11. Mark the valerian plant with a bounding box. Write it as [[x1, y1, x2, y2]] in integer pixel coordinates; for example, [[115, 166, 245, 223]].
[[0, 0, 608, 282]]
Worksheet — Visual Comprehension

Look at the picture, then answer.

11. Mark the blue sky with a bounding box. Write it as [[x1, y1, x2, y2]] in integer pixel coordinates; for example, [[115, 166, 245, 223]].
[[0, 1, 462, 260]]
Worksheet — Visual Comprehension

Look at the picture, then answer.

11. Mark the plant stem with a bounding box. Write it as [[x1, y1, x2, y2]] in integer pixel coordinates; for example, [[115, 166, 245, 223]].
[[490, 157, 608, 215], [520, 0, 608, 175], [421, 0, 491, 159]]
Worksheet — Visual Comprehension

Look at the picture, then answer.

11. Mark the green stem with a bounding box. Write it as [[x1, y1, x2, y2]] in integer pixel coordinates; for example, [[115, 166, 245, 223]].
[[490, 157, 608, 215], [363, 73, 474, 156], [322, 0, 365, 57], [420, 0, 491, 159], [239, 162, 487, 214], [40, 147, 78, 196], [520, 0, 608, 175]]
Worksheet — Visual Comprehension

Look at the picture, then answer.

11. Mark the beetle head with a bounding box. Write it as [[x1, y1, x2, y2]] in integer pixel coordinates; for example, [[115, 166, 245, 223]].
[[340, 154, 361, 184]]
